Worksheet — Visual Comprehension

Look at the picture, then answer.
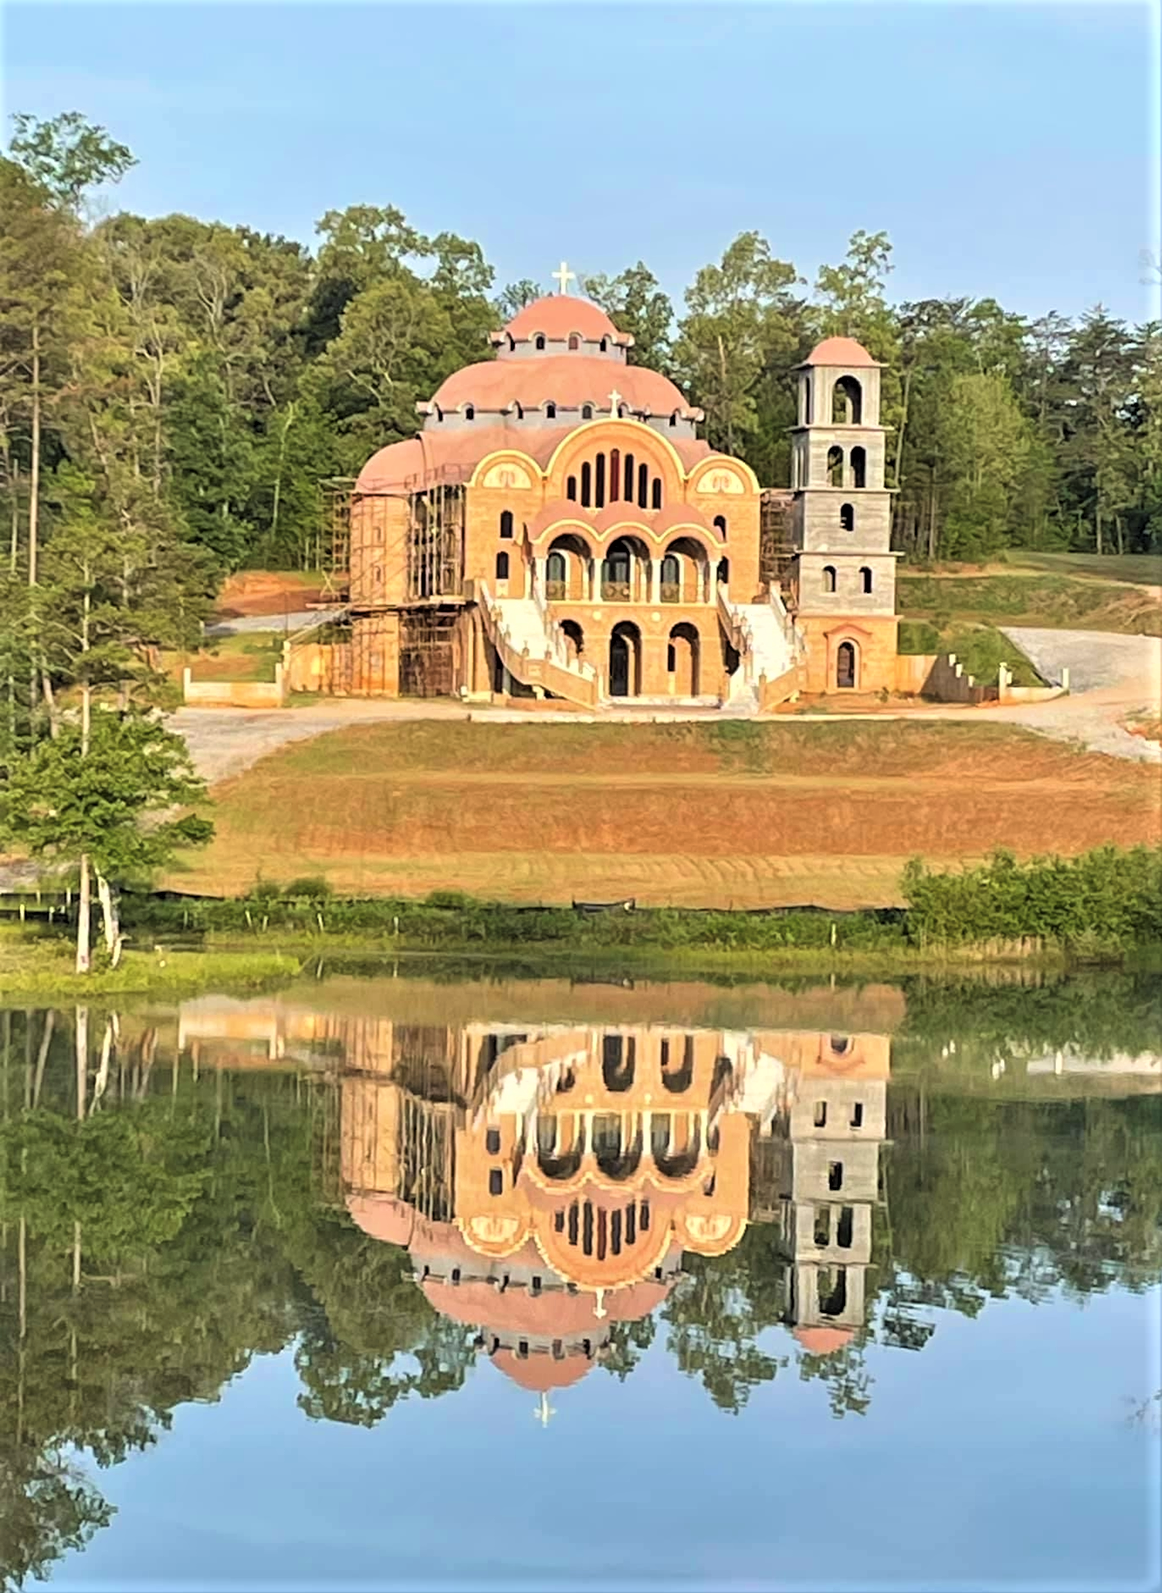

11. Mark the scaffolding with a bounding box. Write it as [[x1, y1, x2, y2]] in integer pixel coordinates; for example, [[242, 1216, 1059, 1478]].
[[399, 608, 461, 698], [760, 488, 795, 592], [407, 483, 466, 601], [317, 478, 355, 600]]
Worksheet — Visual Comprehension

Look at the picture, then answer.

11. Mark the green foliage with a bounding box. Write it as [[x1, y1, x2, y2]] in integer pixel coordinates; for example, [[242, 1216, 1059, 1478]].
[[7, 111, 135, 210]]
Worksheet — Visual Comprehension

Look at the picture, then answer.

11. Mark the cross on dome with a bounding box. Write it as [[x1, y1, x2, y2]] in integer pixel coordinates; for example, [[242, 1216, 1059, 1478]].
[[551, 260, 576, 295], [608, 389, 623, 419]]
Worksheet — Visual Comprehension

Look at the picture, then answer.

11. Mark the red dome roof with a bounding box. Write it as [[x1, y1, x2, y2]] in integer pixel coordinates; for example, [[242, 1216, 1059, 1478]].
[[430, 356, 691, 418], [802, 336, 878, 368], [794, 1325, 854, 1355], [491, 1347, 596, 1392], [499, 294, 626, 346]]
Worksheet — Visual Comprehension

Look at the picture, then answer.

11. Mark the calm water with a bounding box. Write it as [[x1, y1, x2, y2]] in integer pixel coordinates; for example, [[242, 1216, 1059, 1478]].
[[0, 967, 1159, 1592]]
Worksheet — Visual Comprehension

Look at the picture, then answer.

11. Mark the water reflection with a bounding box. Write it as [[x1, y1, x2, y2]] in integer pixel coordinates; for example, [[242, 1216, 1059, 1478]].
[[0, 979, 1158, 1587]]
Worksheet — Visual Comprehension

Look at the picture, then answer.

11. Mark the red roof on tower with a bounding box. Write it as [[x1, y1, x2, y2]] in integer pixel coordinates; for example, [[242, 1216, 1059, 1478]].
[[801, 336, 879, 369]]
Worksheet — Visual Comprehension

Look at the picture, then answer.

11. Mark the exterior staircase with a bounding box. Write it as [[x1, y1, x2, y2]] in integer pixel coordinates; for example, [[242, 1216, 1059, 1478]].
[[476, 581, 602, 708], [720, 588, 805, 711]]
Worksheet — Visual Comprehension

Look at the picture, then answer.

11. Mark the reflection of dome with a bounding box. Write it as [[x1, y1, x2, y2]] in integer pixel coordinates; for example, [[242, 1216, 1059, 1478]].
[[802, 336, 877, 369], [346, 1192, 415, 1248], [421, 1274, 673, 1338], [491, 1347, 596, 1392], [498, 294, 624, 346], [794, 1325, 853, 1355]]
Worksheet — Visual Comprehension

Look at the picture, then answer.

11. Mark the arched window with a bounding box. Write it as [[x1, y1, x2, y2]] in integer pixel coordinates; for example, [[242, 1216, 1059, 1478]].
[[568, 334, 579, 351], [582, 403, 593, 420], [507, 335, 515, 352], [546, 401, 556, 419], [823, 565, 837, 594], [651, 478, 662, 510], [669, 410, 679, 428], [595, 452, 606, 509], [624, 453, 634, 501], [495, 551, 510, 581], [535, 335, 546, 351], [832, 375, 863, 425], [580, 461, 592, 507], [513, 402, 524, 421], [610, 448, 621, 501], [599, 337, 608, 352], [840, 503, 854, 532], [465, 404, 475, 421], [827, 445, 843, 487], [661, 553, 680, 599], [434, 405, 443, 423], [566, 475, 577, 501], [713, 514, 727, 539], [499, 510, 514, 539], [851, 446, 867, 488], [836, 641, 857, 689], [860, 566, 873, 593], [547, 550, 566, 591], [638, 462, 649, 507], [717, 557, 730, 586]]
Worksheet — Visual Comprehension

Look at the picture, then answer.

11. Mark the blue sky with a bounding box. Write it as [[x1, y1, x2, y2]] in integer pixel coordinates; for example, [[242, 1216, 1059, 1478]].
[[3, 2, 1159, 325]]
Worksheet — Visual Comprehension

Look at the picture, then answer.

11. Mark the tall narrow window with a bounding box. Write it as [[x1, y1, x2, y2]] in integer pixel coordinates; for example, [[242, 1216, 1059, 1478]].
[[495, 552, 509, 581], [669, 411, 679, 428], [581, 461, 592, 507], [489, 1169, 503, 1195], [566, 475, 577, 501], [600, 337, 608, 352], [713, 514, 727, 539], [610, 448, 621, 501], [595, 452, 606, 508], [827, 1160, 844, 1191], [823, 565, 837, 594], [513, 402, 523, 420], [638, 462, 648, 507], [851, 446, 867, 488], [827, 445, 843, 486], [860, 566, 873, 593], [499, 510, 514, 539], [850, 1102, 864, 1128], [840, 503, 854, 532], [651, 478, 662, 509], [624, 453, 634, 501]]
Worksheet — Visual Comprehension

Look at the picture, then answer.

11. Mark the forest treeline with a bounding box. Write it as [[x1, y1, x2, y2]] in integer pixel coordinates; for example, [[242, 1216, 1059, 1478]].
[[2, 110, 1161, 599]]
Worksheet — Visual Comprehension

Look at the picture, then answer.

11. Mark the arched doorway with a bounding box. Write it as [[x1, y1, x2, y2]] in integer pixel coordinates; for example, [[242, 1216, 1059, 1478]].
[[609, 621, 641, 698], [836, 640, 858, 689], [560, 619, 584, 662], [667, 622, 700, 696]]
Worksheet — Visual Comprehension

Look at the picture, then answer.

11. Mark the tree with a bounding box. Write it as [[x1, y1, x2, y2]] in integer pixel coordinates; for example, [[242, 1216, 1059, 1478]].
[[932, 372, 1036, 558], [7, 111, 135, 214], [0, 709, 213, 971], [583, 263, 674, 371]]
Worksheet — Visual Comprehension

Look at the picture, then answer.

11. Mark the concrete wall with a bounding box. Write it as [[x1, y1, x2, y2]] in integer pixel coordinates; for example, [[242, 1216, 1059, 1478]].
[[793, 490, 893, 553], [796, 613, 900, 694], [793, 551, 897, 617], [182, 668, 285, 708]]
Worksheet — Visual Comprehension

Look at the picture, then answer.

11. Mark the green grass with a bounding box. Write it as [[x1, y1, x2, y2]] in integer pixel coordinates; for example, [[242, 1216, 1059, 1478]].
[[897, 619, 1043, 685], [1004, 550, 1162, 587], [0, 926, 300, 997], [899, 569, 1161, 638]]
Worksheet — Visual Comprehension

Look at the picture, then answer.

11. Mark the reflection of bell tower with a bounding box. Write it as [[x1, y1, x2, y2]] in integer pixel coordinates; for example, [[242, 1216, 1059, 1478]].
[[788, 337, 899, 694], [771, 1032, 889, 1349]]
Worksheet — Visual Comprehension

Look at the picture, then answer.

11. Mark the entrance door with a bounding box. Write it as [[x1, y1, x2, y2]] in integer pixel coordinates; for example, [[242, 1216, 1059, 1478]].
[[609, 631, 630, 697], [836, 641, 857, 689]]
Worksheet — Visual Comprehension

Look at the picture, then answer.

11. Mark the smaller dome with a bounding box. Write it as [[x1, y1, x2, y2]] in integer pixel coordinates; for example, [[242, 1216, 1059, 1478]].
[[794, 1325, 853, 1356], [802, 336, 878, 369], [498, 294, 629, 347]]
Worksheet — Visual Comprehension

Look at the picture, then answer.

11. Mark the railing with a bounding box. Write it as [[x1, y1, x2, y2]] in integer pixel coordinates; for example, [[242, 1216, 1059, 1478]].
[[477, 580, 602, 708]]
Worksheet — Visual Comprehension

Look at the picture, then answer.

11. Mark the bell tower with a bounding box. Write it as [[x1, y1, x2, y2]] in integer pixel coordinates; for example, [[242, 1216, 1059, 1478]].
[[788, 337, 899, 692]]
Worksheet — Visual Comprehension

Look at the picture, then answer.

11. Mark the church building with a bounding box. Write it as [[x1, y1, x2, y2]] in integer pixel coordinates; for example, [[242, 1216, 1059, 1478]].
[[296, 266, 899, 707]]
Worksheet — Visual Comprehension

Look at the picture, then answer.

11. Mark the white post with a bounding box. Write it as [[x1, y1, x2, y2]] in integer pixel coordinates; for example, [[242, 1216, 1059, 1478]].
[[651, 557, 663, 602]]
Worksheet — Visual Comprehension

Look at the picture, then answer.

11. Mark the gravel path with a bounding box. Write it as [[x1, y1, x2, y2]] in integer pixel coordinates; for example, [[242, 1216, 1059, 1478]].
[[206, 609, 343, 638], [992, 628, 1162, 763]]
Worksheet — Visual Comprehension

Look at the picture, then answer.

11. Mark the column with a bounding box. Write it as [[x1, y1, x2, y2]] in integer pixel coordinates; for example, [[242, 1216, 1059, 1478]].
[[651, 557, 663, 603], [534, 556, 546, 598]]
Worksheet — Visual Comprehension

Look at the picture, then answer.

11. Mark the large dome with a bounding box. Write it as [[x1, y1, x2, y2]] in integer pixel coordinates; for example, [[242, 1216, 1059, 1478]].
[[428, 356, 693, 420]]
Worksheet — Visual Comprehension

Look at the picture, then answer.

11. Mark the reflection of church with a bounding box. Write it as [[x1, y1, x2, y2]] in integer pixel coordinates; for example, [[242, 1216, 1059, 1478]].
[[336, 1018, 890, 1394], [177, 999, 889, 1398]]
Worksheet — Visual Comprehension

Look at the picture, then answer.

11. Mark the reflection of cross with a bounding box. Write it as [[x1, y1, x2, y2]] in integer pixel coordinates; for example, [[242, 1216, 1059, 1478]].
[[608, 389, 623, 419], [594, 1287, 608, 1320], [533, 1392, 557, 1427], [552, 260, 576, 295]]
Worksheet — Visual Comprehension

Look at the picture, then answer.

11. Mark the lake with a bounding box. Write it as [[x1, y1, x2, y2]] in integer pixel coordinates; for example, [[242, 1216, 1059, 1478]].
[[0, 966, 1159, 1592]]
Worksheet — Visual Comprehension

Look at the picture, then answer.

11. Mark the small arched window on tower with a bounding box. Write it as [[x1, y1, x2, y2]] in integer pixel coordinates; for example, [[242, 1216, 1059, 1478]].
[[827, 445, 843, 487], [823, 565, 837, 594], [568, 334, 579, 351], [832, 375, 863, 425], [496, 551, 510, 581], [582, 403, 594, 420], [535, 335, 546, 351], [860, 566, 873, 593], [465, 404, 475, 421], [499, 510, 514, 540], [713, 514, 727, 540], [851, 446, 867, 488], [840, 503, 855, 532], [546, 401, 556, 420]]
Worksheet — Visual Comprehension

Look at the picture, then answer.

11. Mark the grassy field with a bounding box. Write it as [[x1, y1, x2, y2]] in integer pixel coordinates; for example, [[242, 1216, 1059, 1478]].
[[0, 925, 300, 998], [898, 565, 1161, 637], [1004, 550, 1162, 587], [169, 719, 1162, 908]]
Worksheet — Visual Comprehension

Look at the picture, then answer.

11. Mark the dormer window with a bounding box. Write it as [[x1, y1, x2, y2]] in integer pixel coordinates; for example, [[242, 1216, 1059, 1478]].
[[507, 335, 515, 352], [599, 337, 608, 353], [535, 335, 546, 351], [513, 402, 523, 420], [582, 403, 593, 420], [464, 404, 474, 420], [669, 411, 679, 428], [434, 405, 443, 423], [568, 334, 579, 351], [546, 401, 556, 419]]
